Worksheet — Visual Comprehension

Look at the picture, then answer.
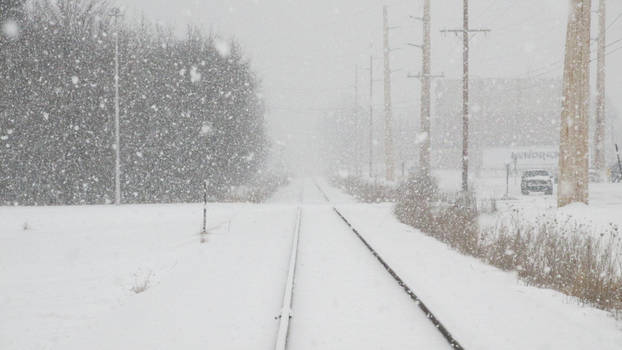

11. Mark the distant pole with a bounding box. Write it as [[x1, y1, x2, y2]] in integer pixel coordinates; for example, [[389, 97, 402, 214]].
[[368, 55, 374, 178], [461, 0, 469, 193], [354, 65, 360, 176], [594, 0, 606, 180], [558, 0, 591, 207], [440, 0, 489, 194], [111, 8, 122, 205], [407, 3, 443, 178], [421, 0, 432, 177], [383, 5, 395, 181], [505, 163, 510, 198], [616, 144, 622, 182], [202, 181, 208, 234]]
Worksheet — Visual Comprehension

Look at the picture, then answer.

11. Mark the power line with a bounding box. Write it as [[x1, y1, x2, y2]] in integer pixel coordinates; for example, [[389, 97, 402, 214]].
[[606, 12, 622, 32], [605, 37, 622, 48]]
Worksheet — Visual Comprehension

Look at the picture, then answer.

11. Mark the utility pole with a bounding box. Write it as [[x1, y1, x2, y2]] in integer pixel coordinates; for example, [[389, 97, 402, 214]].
[[594, 0, 606, 180], [111, 8, 122, 205], [441, 0, 489, 193], [383, 5, 395, 181], [559, 0, 591, 206], [354, 65, 360, 176], [420, 0, 432, 178], [368, 55, 374, 178], [408, 0, 443, 178], [460, 0, 469, 193]]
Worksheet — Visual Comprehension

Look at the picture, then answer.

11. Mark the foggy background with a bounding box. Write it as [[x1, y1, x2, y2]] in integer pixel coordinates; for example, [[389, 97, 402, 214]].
[[117, 0, 622, 175]]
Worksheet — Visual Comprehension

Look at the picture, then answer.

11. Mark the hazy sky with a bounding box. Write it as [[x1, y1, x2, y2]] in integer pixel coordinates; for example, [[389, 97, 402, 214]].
[[116, 0, 622, 172]]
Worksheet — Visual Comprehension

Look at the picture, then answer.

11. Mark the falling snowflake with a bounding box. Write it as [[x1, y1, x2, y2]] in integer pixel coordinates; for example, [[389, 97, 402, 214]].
[[415, 132, 428, 145], [2, 19, 20, 40], [190, 66, 201, 83], [214, 38, 231, 57], [200, 123, 213, 136]]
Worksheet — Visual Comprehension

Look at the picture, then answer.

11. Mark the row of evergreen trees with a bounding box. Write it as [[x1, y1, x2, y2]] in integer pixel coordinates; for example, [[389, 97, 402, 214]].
[[0, 0, 268, 205]]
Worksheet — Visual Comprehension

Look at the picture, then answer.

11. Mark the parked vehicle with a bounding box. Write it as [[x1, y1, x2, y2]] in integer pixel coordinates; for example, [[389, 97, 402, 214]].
[[521, 169, 554, 195]]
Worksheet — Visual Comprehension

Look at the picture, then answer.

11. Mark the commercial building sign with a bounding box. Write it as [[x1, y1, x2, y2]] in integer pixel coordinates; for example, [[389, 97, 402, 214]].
[[483, 147, 559, 170]]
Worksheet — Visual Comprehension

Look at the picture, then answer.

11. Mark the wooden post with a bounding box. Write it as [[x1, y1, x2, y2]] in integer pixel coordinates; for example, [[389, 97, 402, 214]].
[[420, 0, 432, 177], [594, 0, 606, 180], [558, 0, 591, 207], [383, 5, 395, 181]]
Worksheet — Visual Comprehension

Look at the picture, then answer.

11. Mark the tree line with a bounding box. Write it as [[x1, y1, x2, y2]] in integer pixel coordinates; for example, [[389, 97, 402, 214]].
[[0, 0, 268, 205]]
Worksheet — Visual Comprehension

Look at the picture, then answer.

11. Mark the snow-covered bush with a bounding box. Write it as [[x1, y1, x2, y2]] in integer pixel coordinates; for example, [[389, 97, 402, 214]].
[[395, 174, 479, 254], [394, 173, 439, 233], [331, 175, 397, 202]]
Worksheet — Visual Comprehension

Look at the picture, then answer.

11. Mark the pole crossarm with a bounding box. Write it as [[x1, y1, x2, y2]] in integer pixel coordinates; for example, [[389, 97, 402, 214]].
[[407, 73, 445, 80], [440, 28, 491, 34]]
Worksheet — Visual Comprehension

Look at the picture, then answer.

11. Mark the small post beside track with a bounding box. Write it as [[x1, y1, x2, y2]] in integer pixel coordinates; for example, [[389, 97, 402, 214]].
[[201, 180, 208, 239]]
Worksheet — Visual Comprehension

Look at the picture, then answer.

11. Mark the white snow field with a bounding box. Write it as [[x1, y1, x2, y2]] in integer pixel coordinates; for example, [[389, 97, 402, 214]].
[[2, 178, 621, 349], [1, 203, 296, 349]]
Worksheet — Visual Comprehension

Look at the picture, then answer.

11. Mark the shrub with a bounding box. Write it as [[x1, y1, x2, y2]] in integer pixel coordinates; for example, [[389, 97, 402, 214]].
[[395, 173, 479, 254], [130, 270, 153, 294], [331, 175, 397, 202], [395, 173, 439, 232], [394, 174, 622, 315], [479, 213, 622, 312]]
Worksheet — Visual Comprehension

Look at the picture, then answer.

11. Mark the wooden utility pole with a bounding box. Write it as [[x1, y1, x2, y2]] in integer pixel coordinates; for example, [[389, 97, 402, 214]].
[[594, 0, 606, 180], [441, 0, 489, 193], [354, 65, 360, 176], [408, 0, 443, 178], [383, 5, 395, 181], [368, 55, 374, 178], [461, 0, 469, 193], [110, 8, 123, 205], [420, 0, 432, 177], [558, 0, 591, 206]]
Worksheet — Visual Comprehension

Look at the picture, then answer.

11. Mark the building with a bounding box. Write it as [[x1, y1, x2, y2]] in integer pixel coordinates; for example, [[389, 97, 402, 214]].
[[432, 78, 562, 172]]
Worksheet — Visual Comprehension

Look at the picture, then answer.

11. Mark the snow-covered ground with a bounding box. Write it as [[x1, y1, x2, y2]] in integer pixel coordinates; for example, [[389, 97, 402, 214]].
[[0, 203, 295, 349], [435, 169, 622, 229], [336, 203, 622, 349], [1, 178, 621, 349]]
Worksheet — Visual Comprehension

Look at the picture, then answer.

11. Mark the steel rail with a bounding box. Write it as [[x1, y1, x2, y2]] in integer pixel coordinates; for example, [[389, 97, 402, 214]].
[[274, 207, 303, 350], [313, 181, 464, 350]]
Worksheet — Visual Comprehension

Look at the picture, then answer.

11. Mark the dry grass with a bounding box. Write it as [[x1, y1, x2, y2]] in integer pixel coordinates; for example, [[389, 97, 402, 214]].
[[395, 174, 622, 315], [130, 270, 153, 294], [478, 214, 622, 313]]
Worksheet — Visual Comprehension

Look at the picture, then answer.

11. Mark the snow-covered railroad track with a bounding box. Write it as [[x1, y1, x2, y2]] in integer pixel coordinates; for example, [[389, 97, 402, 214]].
[[313, 180, 464, 350], [274, 207, 302, 350]]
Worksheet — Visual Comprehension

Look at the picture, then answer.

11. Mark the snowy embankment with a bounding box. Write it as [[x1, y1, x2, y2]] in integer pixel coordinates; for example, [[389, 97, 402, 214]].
[[0, 203, 295, 349], [335, 202, 622, 350]]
